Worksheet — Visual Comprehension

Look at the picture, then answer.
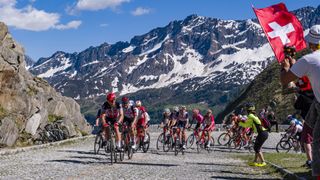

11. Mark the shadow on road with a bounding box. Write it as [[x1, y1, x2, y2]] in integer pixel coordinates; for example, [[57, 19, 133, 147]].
[[210, 176, 280, 180], [117, 161, 179, 167], [46, 159, 110, 165], [57, 150, 96, 155], [186, 162, 247, 167]]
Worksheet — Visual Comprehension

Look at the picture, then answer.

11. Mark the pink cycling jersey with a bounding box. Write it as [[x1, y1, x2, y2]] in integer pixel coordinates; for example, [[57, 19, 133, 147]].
[[193, 114, 204, 124]]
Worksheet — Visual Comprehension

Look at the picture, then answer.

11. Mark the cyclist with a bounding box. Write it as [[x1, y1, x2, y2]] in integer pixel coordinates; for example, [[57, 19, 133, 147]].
[[95, 109, 102, 127], [160, 108, 172, 130], [101, 92, 124, 150], [202, 109, 215, 148], [239, 103, 268, 167], [191, 108, 204, 130], [287, 115, 303, 140], [135, 100, 148, 144], [177, 106, 189, 149], [121, 97, 139, 149]]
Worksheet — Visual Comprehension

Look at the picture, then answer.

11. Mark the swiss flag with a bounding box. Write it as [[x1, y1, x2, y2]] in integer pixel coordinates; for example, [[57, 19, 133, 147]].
[[253, 3, 306, 62]]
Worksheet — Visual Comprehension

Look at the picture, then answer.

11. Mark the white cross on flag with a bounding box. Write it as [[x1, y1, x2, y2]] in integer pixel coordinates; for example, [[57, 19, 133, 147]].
[[253, 3, 306, 62]]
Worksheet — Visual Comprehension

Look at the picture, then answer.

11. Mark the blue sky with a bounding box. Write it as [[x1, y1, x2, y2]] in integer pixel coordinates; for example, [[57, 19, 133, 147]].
[[1, 0, 318, 61]]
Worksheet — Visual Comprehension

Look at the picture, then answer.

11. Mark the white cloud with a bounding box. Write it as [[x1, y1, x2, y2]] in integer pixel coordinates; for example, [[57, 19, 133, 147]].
[[0, 1, 81, 31], [131, 7, 151, 16], [100, 23, 108, 27], [55, 20, 82, 30], [75, 0, 130, 11]]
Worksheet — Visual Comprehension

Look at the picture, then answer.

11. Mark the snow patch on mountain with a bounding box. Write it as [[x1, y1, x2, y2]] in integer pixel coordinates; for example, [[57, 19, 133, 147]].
[[37, 57, 72, 78], [140, 35, 170, 56], [82, 60, 100, 67]]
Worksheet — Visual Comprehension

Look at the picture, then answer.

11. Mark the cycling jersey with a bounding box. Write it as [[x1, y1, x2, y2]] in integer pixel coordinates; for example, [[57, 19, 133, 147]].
[[136, 106, 147, 127], [203, 114, 215, 131], [102, 102, 122, 126], [193, 114, 204, 124], [292, 118, 303, 126], [123, 105, 138, 120], [177, 111, 189, 122]]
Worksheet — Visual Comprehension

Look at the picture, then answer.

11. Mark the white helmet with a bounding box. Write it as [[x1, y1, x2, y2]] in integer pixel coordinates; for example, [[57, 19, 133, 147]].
[[290, 120, 295, 125], [173, 106, 179, 112], [135, 100, 142, 107], [164, 108, 170, 114]]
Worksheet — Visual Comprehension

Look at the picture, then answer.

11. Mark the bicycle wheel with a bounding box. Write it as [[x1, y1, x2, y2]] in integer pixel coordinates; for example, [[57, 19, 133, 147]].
[[156, 133, 164, 150], [207, 136, 215, 153], [119, 149, 124, 161], [94, 135, 102, 154], [142, 133, 150, 153], [163, 135, 173, 152], [186, 134, 195, 149], [197, 140, 203, 153], [174, 139, 180, 156], [217, 133, 231, 146], [127, 145, 133, 159], [276, 140, 291, 153], [248, 139, 255, 153]]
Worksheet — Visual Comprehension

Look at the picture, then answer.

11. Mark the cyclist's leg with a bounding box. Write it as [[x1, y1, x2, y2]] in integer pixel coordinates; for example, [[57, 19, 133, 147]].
[[114, 123, 122, 149]]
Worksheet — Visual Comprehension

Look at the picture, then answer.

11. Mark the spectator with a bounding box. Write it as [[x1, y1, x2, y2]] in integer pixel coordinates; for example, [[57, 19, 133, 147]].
[[280, 25, 320, 178]]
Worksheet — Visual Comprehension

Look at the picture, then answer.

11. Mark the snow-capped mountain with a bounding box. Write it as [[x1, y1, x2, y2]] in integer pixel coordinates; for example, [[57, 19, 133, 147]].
[[29, 6, 320, 114]]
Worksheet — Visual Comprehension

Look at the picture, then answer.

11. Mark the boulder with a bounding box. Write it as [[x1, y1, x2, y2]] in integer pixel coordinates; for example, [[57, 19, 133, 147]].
[[0, 22, 92, 147]]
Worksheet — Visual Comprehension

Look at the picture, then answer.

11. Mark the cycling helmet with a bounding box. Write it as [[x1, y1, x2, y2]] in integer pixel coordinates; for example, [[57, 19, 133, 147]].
[[106, 92, 116, 102], [192, 108, 199, 114], [122, 97, 129, 104], [287, 115, 293, 120], [180, 105, 186, 110], [173, 106, 179, 112], [290, 120, 295, 125], [245, 102, 255, 111], [207, 109, 212, 114], [164, 108, 170, 114], [135, 100, 142, 107]]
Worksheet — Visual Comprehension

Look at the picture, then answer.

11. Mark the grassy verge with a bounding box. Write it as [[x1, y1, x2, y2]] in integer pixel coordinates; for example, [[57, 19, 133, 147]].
[[234, 154, 282, 179], [235, 153, 313, 179]]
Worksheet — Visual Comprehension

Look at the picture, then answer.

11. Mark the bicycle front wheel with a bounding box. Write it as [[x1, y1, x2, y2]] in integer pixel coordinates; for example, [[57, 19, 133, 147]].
[[186, 134, 195, 149], [217, 133, 231, 146], [94, 135, 102, 154], [156, 133, 164, 150]]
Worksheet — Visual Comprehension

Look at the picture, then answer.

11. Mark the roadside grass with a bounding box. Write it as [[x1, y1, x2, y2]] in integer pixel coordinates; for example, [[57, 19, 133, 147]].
[[235, 154, 282, 179], [235, 152, 313, 179]]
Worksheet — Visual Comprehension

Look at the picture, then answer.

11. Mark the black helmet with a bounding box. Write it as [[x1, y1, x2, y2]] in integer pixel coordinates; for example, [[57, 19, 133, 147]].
[[245, 102, 255, 111]]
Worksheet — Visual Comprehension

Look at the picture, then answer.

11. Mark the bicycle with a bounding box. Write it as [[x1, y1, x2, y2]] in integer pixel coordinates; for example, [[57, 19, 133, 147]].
[[163, 126, 176, 152], [156, 126, 168, 151], [186, 127, 201, 149], [93, 127, 104, 154], [276, 132, 302, 153], [217, 125, 235, 146], [135, 125, 150, 153], [173, 127, 185, 156], [121, 122, 134, 159], [196, 129, 215, 153], [104, 123, 124, 164]]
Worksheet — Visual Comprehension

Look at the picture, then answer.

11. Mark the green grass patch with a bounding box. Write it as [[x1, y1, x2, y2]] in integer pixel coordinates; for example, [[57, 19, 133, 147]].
[[264, 153, 313, 179], [235, 153, 313, 179], [48, 114, 64, 123], [0, 105, 7, 120]]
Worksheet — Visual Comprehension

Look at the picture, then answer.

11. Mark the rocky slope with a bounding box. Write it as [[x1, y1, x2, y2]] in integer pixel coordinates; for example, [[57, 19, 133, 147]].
[[0, 22, 91, 147]]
